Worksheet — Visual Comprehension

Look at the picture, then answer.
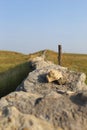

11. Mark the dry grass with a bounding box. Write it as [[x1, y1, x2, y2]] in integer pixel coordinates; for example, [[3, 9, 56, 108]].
[[0, 50, 29, 72]]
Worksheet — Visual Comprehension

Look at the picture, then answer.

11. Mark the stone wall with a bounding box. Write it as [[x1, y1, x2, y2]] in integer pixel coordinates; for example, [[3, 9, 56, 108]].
[[0, 56, 87, 130]]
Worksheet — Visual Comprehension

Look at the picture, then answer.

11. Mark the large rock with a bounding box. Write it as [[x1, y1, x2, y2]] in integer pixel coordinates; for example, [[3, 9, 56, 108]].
[[0, 56, 87, 130]]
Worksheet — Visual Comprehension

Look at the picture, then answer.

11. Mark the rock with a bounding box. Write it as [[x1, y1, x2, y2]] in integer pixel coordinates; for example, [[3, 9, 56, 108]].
[[0, 56, 87, 130], [75, 73, 87, 91], [0, 106, 61, 130], [56, 76, 67, 85], [57, 90, 75, 95], [30, 56, 53, 70], [46, 69, 63, 83]]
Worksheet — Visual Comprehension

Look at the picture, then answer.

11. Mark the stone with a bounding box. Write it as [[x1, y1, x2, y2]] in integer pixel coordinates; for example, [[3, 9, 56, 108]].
[[46, 69, 63, 83], [0, 106, 61, 130], [56, 76, 67, 85], [29, 56, 53, 70]]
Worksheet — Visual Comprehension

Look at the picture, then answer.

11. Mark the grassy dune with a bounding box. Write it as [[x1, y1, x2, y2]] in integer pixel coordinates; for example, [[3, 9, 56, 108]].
[[0, 50, 87, 97]]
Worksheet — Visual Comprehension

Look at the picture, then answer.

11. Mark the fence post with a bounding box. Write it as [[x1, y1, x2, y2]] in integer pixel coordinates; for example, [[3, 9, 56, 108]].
[[58, 45, 62, 65]]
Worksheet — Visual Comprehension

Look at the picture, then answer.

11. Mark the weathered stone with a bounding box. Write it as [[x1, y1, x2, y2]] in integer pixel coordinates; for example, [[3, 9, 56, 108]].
[[30, 56, 53, 69], [46, 69, 63, 83], [56, 77, 67, 85], [0, 106, 61, 130]]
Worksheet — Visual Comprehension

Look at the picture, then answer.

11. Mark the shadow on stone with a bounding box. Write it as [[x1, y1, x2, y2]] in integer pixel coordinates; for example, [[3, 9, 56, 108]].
[[70, 92, 87, 106], [38, 74, 48, 83], [34, 97, 43, 106], [53, 78, 67, 85]]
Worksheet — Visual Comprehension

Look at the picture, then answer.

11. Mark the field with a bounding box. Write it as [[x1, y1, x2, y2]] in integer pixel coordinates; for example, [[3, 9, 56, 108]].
[[0, 51, 29, 72], [0, 50, 87, 97]]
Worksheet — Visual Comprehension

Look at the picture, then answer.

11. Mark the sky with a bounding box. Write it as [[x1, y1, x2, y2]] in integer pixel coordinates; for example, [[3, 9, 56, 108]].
[[0, 0, 87, 54]]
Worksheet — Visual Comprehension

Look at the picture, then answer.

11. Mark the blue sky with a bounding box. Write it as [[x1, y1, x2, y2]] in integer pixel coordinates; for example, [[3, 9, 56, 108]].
[[0, 0, 87, 54]]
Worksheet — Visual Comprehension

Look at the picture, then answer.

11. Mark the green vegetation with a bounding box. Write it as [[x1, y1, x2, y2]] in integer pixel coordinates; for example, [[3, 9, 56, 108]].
[[0, 50, 87, 98], [0, 62, 31, 97]]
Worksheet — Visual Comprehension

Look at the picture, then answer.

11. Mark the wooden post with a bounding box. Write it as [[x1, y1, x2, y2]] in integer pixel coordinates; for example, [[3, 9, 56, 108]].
[[58, 45, 62, 65]]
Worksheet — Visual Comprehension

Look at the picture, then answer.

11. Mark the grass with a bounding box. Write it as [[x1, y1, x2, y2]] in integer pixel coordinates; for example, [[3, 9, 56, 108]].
[[0, 62, 31, 98], [0, 50, 87, 97], [0, 50, 29, 72]]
